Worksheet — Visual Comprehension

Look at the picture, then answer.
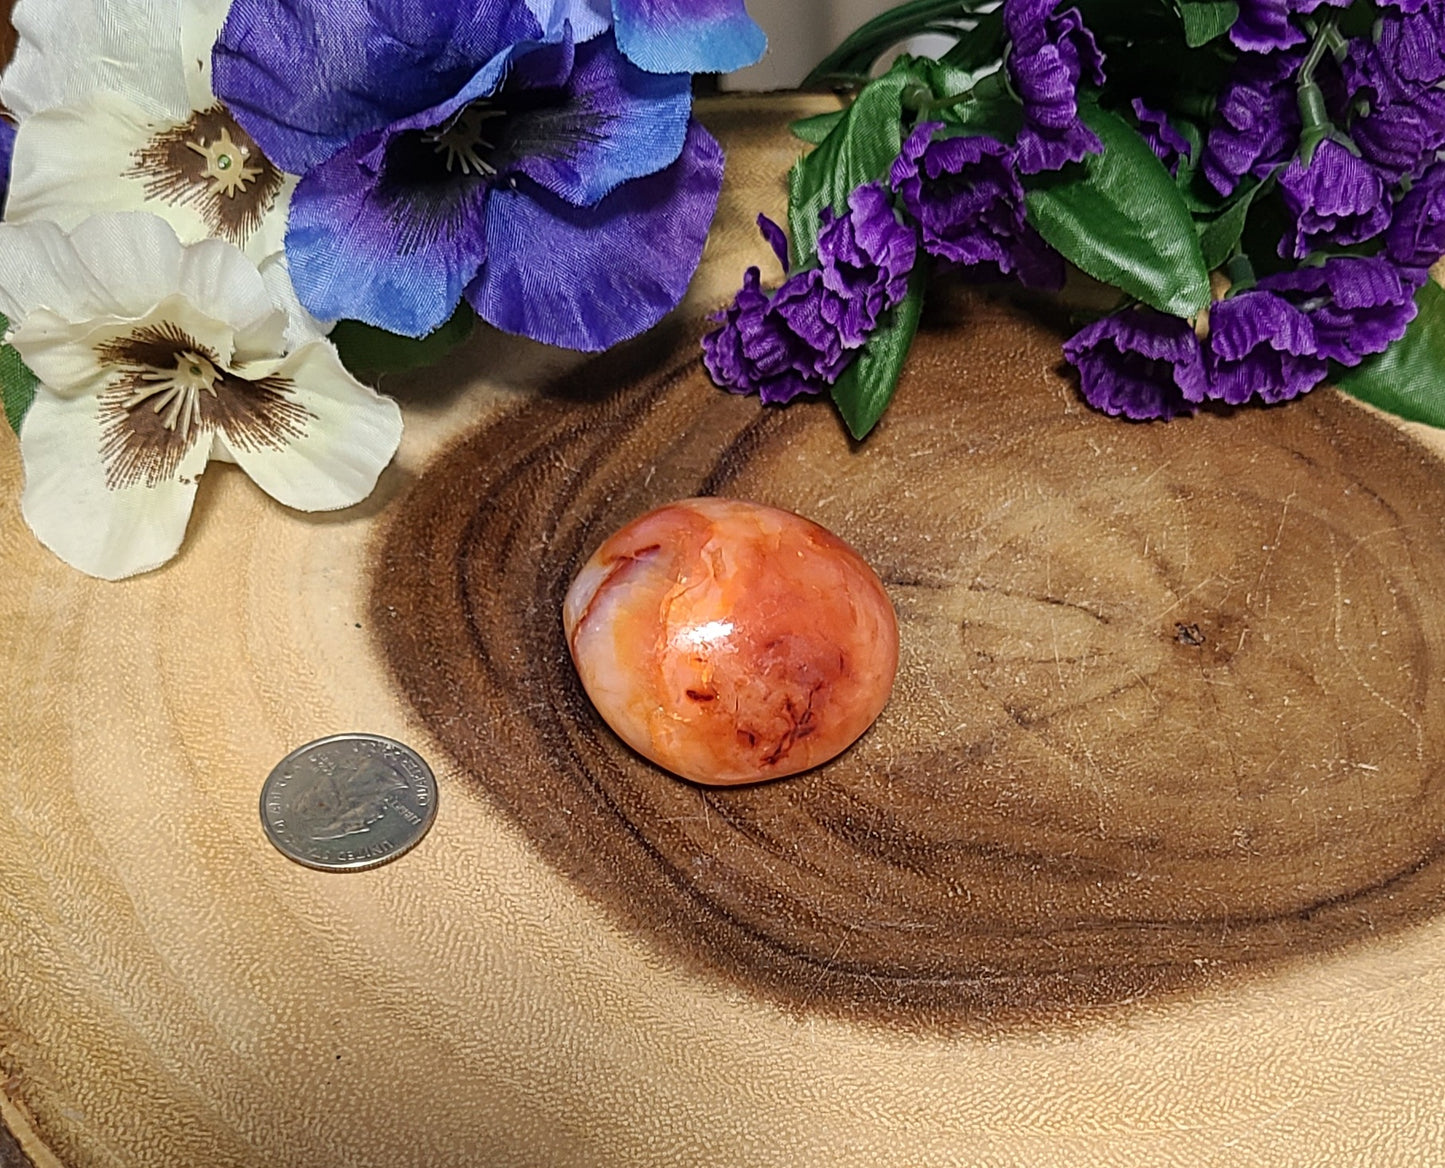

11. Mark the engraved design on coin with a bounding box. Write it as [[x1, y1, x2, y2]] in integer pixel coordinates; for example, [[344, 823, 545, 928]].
[[260, 734, 438, 871]]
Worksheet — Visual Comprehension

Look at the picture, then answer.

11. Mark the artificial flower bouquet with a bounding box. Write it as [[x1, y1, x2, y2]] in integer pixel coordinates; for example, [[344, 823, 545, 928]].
[[0, 0, 765, 579], [4, 0, 1445, 582], [702, 0, 1445, 440]]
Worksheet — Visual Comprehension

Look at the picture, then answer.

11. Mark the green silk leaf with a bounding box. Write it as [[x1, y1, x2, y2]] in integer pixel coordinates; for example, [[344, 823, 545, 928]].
[[791, 110, 846, 145], [0, 313, 37, 434], [1335, 281, 1445, 428], [1178, 0, 1240, 46], [330, 304, 475, 381], [1198, 179, 1262, 271], [1025, 103, 1211, 318], [787, 62, 912, 266], [830, 269, 927, 440], [940, 8, 1005, 71], [914, 55, 975, 102], [1170, 119, 1206, 200]]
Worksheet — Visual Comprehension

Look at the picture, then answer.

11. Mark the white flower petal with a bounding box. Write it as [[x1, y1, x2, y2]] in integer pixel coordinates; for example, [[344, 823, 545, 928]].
[[220, 343, 402, 512], [175, 237, 275, 335], [8, 309, 114, 396], [255, 254, 332, 353], [231, 309, 289, 368], [180, 0, 232, 111], [0, 214, 186, 326], [2, 0, 194, 122], [18, 384, 208, 579], [6, 97, 154, 227], [0, 219, 112, 325], [67, 213, 187, 319]]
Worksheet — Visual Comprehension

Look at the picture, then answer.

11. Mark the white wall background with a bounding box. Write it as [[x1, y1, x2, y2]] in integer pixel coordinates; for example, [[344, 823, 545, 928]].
[[723, 0, 904, 90]]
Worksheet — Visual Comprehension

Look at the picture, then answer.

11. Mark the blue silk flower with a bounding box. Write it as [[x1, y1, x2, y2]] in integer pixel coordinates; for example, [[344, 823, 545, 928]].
[[212, 0, 765, 348]]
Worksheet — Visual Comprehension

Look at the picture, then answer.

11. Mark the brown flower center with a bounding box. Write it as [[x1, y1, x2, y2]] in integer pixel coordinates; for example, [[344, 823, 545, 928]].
[[95, 320, 312, 491], [124, 348, 221, 441], [127, 105, 285, 249], [184, 125, 265, 198]]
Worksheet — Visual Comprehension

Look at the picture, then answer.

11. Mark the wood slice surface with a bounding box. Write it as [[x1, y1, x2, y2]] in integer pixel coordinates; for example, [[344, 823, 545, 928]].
[[4, 95, 1445, 1168], [371, 300, 1445, 1029]]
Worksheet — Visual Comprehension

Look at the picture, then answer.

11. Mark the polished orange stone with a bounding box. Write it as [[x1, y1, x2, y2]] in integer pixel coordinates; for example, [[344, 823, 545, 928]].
[[563, 497, 899, 785]]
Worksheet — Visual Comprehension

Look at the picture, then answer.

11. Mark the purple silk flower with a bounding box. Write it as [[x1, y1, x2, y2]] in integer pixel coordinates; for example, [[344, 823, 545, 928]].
[[1352, 86, 1445, 183], [1344, 7, 1445, 183], [1387, 158, 1445, 274], [1348, 5, 1445, 106], [213, 1, 724, 348], [803, 182, 917, 348], [890, 122, 1064, 289], [1277, 140, 1391, 259], [0, 117, 13, 216], [704, 186, 916, 405], [1229, 0, 1349, 54], [1203, 51, 1302, 196], [1003, 0, 1106, 175], [702, 265, 838, 405], [1131, 99, 1192, 177], [1205, 290, 1328, 405], [1256, 257, 1419, 367], [527, 0, 766, 74], [1062, 309, 1207, 421]]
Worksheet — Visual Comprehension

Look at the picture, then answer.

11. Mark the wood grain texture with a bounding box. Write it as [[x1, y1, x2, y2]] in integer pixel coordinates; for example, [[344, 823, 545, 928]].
[[371, 295, 1445, 1028], [0, 1126, 34, 1168], [4, 94, 1445, 1168]]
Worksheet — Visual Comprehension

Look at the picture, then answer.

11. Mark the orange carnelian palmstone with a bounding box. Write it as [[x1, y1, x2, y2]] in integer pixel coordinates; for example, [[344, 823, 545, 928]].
[[563, 497, 899, 785]]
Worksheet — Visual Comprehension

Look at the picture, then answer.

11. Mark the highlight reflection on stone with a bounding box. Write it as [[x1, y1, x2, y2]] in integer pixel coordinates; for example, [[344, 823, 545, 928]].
[[563, 497, 899, 785]]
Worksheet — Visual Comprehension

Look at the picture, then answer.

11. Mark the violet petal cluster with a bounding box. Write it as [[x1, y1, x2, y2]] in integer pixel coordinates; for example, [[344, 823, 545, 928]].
[[1230, 0, 1349, 54], [811, 182, 917, 347], [889, 123, 1063, 289], [1387, 158, 1445, 275], [1256, 257, 1419, 367], [703, 185, 916, 405], [1131, 99, 1192, 177], [1203, 51, 1302, 196], [1352, 86, 1445, 183], [1062, 310, 1206, 420], [1206, 291, 1327, 405], [1345, 5, 1445, 183], [1003, 0, 1106, 175], [1065, 282, 1363, 419], [1349, 5, 1445, 106], [703, 265, 836, 405], [1277, 140, 1390, 259], [212, 1, 725, 348]]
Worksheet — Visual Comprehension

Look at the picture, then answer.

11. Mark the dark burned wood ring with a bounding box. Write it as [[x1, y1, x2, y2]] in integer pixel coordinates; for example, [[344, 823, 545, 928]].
[[370, 296, 1445, 1029]]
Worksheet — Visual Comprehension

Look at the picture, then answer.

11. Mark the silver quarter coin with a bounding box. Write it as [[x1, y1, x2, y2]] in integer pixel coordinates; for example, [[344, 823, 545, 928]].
[[260, 733, 438, 871]]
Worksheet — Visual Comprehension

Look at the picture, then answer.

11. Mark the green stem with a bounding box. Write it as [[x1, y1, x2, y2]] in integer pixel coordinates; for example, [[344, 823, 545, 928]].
[[901, 80, 934, 113], [1298, 20, 1334, 81], [1295, 16, 1339, 166], [923, 88, 977, 114]]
